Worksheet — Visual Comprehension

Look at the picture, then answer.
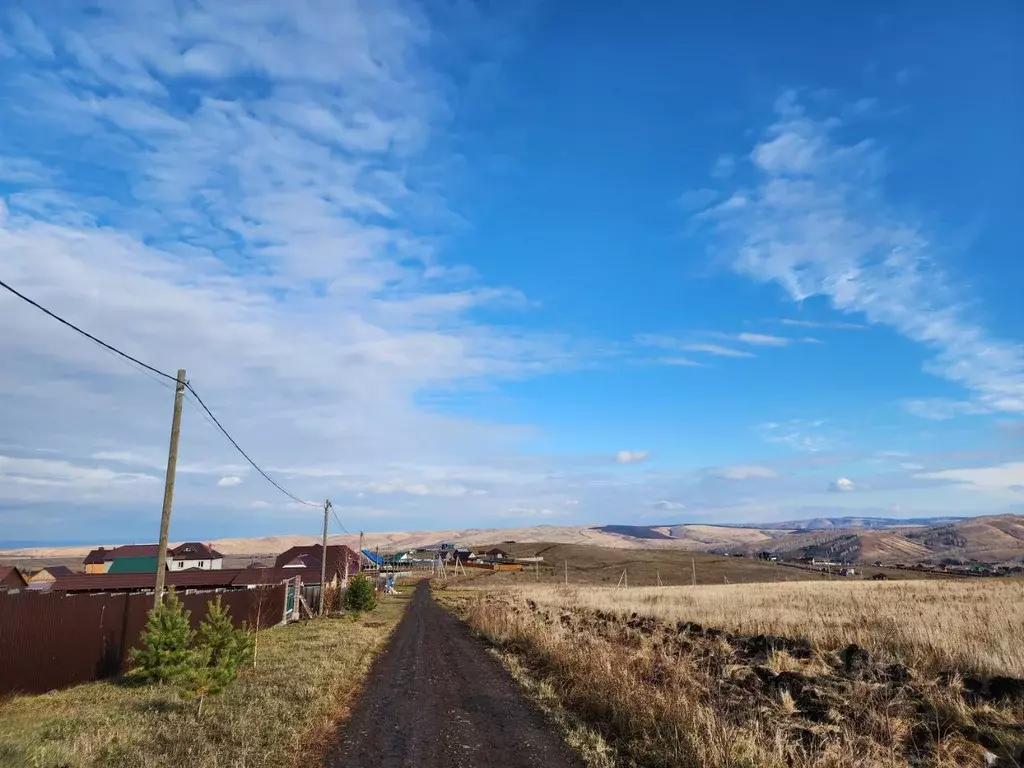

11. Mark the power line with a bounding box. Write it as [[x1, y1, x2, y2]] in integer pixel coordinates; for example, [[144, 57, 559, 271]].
[[0, 278, 179, 383], [331, 506, 351, 535], [185, 382, 319, 508], [1, 276, 318, 509]]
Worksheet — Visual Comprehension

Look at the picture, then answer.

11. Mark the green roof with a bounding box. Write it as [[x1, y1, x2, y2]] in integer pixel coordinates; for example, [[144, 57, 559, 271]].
[[106, 556, 162, 574]]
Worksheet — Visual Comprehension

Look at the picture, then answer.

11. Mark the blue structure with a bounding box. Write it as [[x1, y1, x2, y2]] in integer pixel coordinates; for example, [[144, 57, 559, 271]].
[[361, 549, 384, 566]]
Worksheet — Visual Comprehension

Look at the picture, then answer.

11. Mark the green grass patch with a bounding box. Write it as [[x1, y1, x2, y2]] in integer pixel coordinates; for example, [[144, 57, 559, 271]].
[[0, 593, 410, 768]]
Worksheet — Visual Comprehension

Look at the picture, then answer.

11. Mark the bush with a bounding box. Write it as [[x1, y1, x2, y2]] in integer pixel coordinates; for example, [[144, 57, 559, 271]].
[[343, 574, 377, 613], [130, 589, 200, 685]]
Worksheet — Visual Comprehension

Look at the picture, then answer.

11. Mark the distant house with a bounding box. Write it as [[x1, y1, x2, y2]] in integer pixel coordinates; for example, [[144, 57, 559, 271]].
[[274, 545, 360, 584], [107, 556, 163, 574], [83, 547, 111, 574], [82, 544, 171, 574], [0, 566, 27, 591], [448, 547, 476, 564], [485, 548, 510, 561], [27, 565, 75, 584], [170, 542, 224, 570]]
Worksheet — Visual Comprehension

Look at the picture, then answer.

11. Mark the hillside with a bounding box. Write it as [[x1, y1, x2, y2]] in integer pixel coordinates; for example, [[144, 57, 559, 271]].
[[2, 515, 1022, 566], [747, 515, 1024, 564]]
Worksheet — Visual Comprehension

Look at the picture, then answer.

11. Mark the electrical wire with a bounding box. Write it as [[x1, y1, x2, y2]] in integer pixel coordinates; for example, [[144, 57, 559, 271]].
[[185, 382, 320, 507], [1, 276, 318, 509], [0, 278, 179, 383], [331, 506, 351, 535]]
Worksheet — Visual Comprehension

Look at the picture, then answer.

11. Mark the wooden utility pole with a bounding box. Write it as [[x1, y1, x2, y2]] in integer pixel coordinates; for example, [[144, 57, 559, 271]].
[[154, 368, 186, 608], [656, 570, 662, 587], [691, 558, 696, 587], [319, 499, 330, 616], [564, 559, 568, 586], [359, 531, 365, 568]]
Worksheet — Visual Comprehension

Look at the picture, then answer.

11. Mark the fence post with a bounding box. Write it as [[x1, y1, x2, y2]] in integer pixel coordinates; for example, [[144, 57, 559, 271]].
[[119, 592, 132, 672]]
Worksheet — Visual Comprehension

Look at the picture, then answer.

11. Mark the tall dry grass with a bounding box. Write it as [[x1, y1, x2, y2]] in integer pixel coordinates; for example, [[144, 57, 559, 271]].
[[459, 593, 995, 768], [514, 579, 1024, 677]]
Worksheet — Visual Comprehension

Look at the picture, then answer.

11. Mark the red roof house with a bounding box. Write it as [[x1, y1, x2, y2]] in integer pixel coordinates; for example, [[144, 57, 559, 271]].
[[0, 566, 27, 591], [274, 545, 360, 582]]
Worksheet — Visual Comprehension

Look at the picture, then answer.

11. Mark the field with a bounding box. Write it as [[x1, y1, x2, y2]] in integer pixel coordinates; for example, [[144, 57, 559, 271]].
[[445, 578, 1024, 767], [0, 594, 410, 768], [514, 580, 1024, 677], [450, 543, 947, 588]]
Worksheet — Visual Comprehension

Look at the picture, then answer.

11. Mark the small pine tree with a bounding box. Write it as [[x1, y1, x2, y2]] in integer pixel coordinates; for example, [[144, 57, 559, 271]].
[[195, 597, 253, 693], [343, 573, 377, 613], [131, 589, 200, 685]]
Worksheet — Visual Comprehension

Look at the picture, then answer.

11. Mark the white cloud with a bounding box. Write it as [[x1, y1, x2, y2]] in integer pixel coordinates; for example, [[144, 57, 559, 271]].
[[703, 91, 1024, 416], [829, 477, 855, 492], [217, 476, 243, 487], [0, 156, 52, 184], [903, 398, 990, 421], [503, 507, 558, 517], [655, 356, 704, 367], [682, 343, 754, 358], [7, 9, 53, 59], [734, 333, 793, 346], [916, 462, 1024, 493], [711, 464, 778, 480], [776, 318, 867, 330], [652, 500, 685, 511], [758, 420, 831, 453], [0, 455, 159, 495], [615, 450, 649, 465], [0, 2, 590, 531], [676, 188, 718, 212], [711, 154, 735, 179]]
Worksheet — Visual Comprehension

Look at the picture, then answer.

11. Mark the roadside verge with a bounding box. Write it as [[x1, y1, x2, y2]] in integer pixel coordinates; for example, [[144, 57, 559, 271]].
[[0, 592, 412, 768]]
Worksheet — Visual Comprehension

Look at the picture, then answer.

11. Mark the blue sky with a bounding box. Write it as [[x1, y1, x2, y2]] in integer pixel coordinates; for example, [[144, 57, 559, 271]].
[[0, 0, 1022, 544]]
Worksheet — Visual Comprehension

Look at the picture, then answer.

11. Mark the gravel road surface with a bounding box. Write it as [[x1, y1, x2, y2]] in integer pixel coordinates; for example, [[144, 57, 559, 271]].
[[323, 581, 584, 768]]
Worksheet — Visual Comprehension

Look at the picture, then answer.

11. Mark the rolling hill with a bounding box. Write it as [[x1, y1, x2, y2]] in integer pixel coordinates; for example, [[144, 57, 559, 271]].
[[2, 515, 1022, 566]]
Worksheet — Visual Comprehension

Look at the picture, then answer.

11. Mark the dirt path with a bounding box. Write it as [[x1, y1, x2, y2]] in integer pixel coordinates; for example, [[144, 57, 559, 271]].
[[322, 581, 584, 768]]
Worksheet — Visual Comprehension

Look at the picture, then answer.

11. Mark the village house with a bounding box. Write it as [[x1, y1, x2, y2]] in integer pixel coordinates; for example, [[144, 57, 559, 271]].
[[274, 544, 361, 584], [82, 545, 171, 574], [27, 565, 75, 585], [0, 566, 27, 592], [169, 542, 224, 570]]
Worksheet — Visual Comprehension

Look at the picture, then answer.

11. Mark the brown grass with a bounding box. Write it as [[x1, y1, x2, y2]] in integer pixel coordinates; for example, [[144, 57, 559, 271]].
[[0, 594, 410, 768], [460, 543, 948, 589], [443, 579, 1024, 768], [513, 579, 1024, 677]]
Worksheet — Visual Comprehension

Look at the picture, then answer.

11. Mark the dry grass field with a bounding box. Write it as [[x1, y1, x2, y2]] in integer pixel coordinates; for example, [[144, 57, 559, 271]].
[[0, 594, 410, 768], [517, 579, 1024, 677], [445, 578, 1024, 768], [449, 543, 947, 590]]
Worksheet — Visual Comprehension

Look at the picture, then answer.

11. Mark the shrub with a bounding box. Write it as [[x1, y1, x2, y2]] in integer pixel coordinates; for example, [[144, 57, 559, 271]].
[[130, 589, 200, 685], [344, 574, 377, 613]]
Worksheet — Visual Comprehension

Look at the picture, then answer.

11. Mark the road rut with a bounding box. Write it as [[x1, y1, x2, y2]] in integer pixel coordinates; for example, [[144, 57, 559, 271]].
[[323, 581, 584, 768]]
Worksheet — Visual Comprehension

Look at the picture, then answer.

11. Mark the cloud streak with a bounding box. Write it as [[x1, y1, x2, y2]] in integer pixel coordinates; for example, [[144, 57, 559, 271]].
[[703, 91, 1024, 416]]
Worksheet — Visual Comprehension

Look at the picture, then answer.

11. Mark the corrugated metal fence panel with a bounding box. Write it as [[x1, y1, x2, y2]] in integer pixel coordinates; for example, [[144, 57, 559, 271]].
[[0, 585, 285, 695]]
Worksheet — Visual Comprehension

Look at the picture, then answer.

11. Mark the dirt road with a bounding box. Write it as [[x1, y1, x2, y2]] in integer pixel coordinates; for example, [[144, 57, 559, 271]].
[[323, 581, 584, 768]]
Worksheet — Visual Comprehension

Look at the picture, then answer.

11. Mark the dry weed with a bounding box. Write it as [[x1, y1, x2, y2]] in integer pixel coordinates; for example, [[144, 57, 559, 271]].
[[451, 584, 1024, 768]]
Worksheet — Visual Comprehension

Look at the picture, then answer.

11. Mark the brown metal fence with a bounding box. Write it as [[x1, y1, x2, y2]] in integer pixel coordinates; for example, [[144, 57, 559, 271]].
[[0, 585, 286, 695]]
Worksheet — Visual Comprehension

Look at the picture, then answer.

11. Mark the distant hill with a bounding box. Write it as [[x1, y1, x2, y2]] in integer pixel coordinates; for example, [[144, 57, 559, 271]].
[[2, 515, 1021, 566], [768, 516, 965, 531], [747, 516, 1024, 565]]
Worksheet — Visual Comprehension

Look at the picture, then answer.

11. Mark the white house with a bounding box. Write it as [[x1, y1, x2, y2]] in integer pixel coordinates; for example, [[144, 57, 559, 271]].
[[170, 542, 224, 570]]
